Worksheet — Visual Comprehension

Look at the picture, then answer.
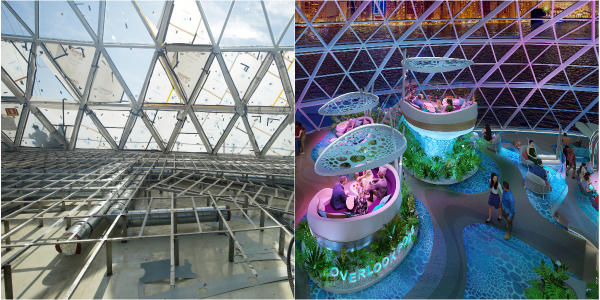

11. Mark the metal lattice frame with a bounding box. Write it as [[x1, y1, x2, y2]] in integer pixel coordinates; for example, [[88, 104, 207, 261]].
[[295, 0, 599, 133], [1, 1, 294, 157], [0, 150, 294, 299]]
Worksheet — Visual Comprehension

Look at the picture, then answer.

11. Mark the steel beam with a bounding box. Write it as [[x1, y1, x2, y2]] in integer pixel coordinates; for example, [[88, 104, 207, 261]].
[[260, 114, 291, 158], [1, 132, 14, 149], [273, 51, 294, 110], [21, 101, 293, 113], [12, 105, 29, 149], [86, 109, 119, 150], [67, 0, 98, 43], [242, 52, 274, 105], [1, 1, 34, 36], [156, 1, 174, 44], [565, 97, 599, 132], [69, 49, 102, 150], [131, 0, 158, 44]]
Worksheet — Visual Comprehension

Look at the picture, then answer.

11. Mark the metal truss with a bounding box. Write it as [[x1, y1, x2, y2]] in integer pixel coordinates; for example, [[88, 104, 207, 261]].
[[1, 0, 294, 157], [0, 149, 294, 299], [295, 0, 599, 133]]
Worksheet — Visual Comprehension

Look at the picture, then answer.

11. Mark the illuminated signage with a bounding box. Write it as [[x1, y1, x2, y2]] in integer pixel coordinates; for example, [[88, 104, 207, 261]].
[[330, 227, 415, 283], [372, 0, 385, 15]]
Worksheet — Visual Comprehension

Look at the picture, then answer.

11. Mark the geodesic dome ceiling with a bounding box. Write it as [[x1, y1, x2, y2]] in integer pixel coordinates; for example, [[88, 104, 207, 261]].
[[1, 0, 295, 157], [295, 0, 599, 134]]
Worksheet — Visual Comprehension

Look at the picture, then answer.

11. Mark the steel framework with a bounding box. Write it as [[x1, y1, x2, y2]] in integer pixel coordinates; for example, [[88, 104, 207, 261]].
[[295, 0, 599, 133], [0, 149, 294, 299], [1, 0, 295, 157]]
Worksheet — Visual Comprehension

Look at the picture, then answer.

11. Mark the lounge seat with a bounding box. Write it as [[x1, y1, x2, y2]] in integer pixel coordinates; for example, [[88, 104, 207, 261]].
[[487, 134, 502, 153], [525, 171, 552, 199], [335, 117, 374, 137]]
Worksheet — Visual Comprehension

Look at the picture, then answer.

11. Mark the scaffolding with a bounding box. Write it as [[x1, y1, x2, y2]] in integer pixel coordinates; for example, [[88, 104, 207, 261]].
[[1, 149, 294, 299]]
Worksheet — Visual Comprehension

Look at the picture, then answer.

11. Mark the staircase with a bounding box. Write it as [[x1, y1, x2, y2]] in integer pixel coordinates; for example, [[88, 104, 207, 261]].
[[539, 154, 561, 166], [382, 101, 403, 126]]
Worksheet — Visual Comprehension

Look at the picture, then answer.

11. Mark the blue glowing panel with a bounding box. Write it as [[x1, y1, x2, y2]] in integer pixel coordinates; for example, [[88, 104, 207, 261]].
[[406, 124, 456, 158]]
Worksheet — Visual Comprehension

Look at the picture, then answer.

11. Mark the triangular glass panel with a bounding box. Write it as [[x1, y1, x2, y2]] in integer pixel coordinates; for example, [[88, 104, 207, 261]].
[[88, 53, 124, 103], [565, 66, 596, 85], [314, 25, 342, 45], [368, 24, 393, 43], [430, 45, 451, 57], [296, 53, 321, 75], [144, 60, 181, 104], [586, 113, 599, 124], [223, 116, 253, 155], [1, 102, 23, 140], [248, 59, 288, 107], [520, 109, 545, 128], [461, 45, 483, 60], [225, 52, 269, 100], [198, 1, 232, 41], [39, 1, 93, 41], [491, 44, 513, 61], [485, 69, 505, 83], [575, 70, 598, 87], [479, 109, 501, 128], [1, 3, 32, 36], [574, 90, 598, 109], [552, 91, 580, 110], [469, 24, 488, 38], [41, 107, 77, 143], [508, 111, 531, 129], [368, 47, 391, 67], [557, 21, 590, 39], [523, 89, 548, 109], [333, 51, 359, 71], [6, 1, 35, 33], [335, 75, 358, 96], [505, 45, 527, 63], [194, 57, 231, 106], [552, 110, 578, 130], [174, 132, 207, 153], [104, 1, 155, 44], [485, 21, 514, 38], [195, 111, 235, 148], [296, 59, 308, 78], [349, 71, 376, 90], [372, 74, 390, 91], [406, 26, 425, 39], [295, 79, 307, 102], [33, 51, 76, 101], [351, 24, 378, 42], [535, 25, 556, 39], [166, 51, 211, 99], [456, 1, 481, 19], [470, 65, 493, 80], [1, 41, 30, 94], [532, 45, 559, 64], [563, 2, 593, 19], [316, 53, 343, 76], [76, 113, 109, 149], [534, 111, 558, 129], [496, 22, 520, 38], [336, 26, 361, 44], [421, 21, 448, 39], [448, 1, 465, 19], [571, 48, 598, 66], [247, 113, 285, 150], [425, 2, 448, 19], [105, 47, 155, 101], [525, 45, 549, 62], [540, 89, 565, 107], [314, 74, 344, 100], [44, 44, 95, 98], [500, 65, 526, 82], [493, 107, 517, 127], [265, 122, 293, 157], [533, 65, 559, 83], [388, 22, 414, 40], [511, 67, 535, 83], [304, 82, 328, 101], [279, 18, 294, 46], [165, 0, 211, 45], [546, 69, 569, 86], [1, 81, 15, 97], [491, 1, 516, 18], [296, 27, 322, 46], [124, 115, 154, 150], [21, 110, 62, 148], [559, 46, 584, 63], [480, 88, 503, 105], [518, 1, 542, 18], [74, 1, 99, 35], [350, 50, 376, 72], [136, 0, 165, 38], [454, 68, 475, 83], [152, 110, 178, 146], [220, 1, 271, 46], [491, 88, 517, 107], [438, 22, 459, 38], [94, 110, 129, 144]]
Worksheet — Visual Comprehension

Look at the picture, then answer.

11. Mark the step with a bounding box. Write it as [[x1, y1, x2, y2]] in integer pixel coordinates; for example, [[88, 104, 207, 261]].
[[538, 154, 557, 160], [541, 159, 561, 165]]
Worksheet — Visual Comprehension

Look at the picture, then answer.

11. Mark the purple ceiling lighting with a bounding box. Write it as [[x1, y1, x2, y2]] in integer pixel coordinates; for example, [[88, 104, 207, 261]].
[[295, 0, 599, 134]]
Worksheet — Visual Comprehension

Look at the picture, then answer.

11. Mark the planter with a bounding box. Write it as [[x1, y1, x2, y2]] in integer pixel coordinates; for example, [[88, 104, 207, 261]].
[[403, 165, 478, 185]]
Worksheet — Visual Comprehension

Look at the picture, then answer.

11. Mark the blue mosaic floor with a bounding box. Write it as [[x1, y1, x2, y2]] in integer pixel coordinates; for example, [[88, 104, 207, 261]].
[[310, 128, 337, 163], [463, 224, 581, 299], [448, 152, 500, 194], [308, 198, 434, 299], [574, 188, 599, 227], [501, 148, 568, 230]]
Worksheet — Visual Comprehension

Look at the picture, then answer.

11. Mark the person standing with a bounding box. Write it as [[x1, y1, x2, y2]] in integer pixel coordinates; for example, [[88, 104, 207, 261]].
[[486, 173, 503, 223], [500, 181, 516, 240], [564, 145, 576, 178], [295, 122, 305, 156]]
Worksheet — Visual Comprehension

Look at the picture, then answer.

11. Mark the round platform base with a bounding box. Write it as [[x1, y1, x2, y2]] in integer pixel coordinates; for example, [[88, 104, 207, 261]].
[[403, 166, 478, 185]]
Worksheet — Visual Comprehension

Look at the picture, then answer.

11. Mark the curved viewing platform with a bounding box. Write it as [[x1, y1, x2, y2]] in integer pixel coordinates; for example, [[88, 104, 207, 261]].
[[318, 92, 379, 116], [402, 57, 474, 73], [400, 100, 478, 141]]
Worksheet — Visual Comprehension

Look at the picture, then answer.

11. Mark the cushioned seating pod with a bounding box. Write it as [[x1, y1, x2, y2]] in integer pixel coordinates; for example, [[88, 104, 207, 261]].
[[486, 134, 502, 153], [335, 117, 375, 137], [307, 164, 401, 244], [525, 171, 552, 199]]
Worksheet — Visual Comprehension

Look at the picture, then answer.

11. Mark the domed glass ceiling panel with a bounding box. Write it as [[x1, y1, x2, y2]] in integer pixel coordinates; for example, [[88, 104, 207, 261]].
[[295, 0, 598, 134], [1, 102, 23, 140], [1, 0, 293, 157]]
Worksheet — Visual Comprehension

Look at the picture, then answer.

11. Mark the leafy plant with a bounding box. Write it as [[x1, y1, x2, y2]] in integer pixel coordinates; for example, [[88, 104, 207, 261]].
[[587, 270, 599, 299], [523, 258, 577, 299]]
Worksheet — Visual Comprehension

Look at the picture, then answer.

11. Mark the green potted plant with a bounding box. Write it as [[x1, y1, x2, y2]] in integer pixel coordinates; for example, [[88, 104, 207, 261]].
[[523, 258, 577, 299]]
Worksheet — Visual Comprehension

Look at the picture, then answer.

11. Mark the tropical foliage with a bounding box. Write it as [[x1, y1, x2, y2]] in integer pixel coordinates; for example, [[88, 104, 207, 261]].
[[523, 258, 578, 299], [399, 121, 487, 182], [295, 180, 419, 288], [587, 270, 598, 299]]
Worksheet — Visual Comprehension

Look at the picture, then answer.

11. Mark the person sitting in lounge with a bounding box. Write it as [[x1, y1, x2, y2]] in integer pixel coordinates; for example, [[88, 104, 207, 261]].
[[412, 94, 424, 110], [435, 98, 443, 113], [576, 163, 588, 182], [366, 170, 387, 202], [355, 169, 373, 191], [513, 139, 522, 149], [404, 90, 414, 101], [457, 93, 468, 107], [531, 162, 548, 181], [482, 124, 493, 142], [527, 140, 542, 165], [331, 176, 349, 210], [581, 172, 597, 195], [445, 98, 454, 112]]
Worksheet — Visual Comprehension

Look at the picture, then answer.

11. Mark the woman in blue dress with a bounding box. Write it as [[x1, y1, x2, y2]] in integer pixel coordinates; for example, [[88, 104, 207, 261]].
[[486, 173, 503, 222]]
